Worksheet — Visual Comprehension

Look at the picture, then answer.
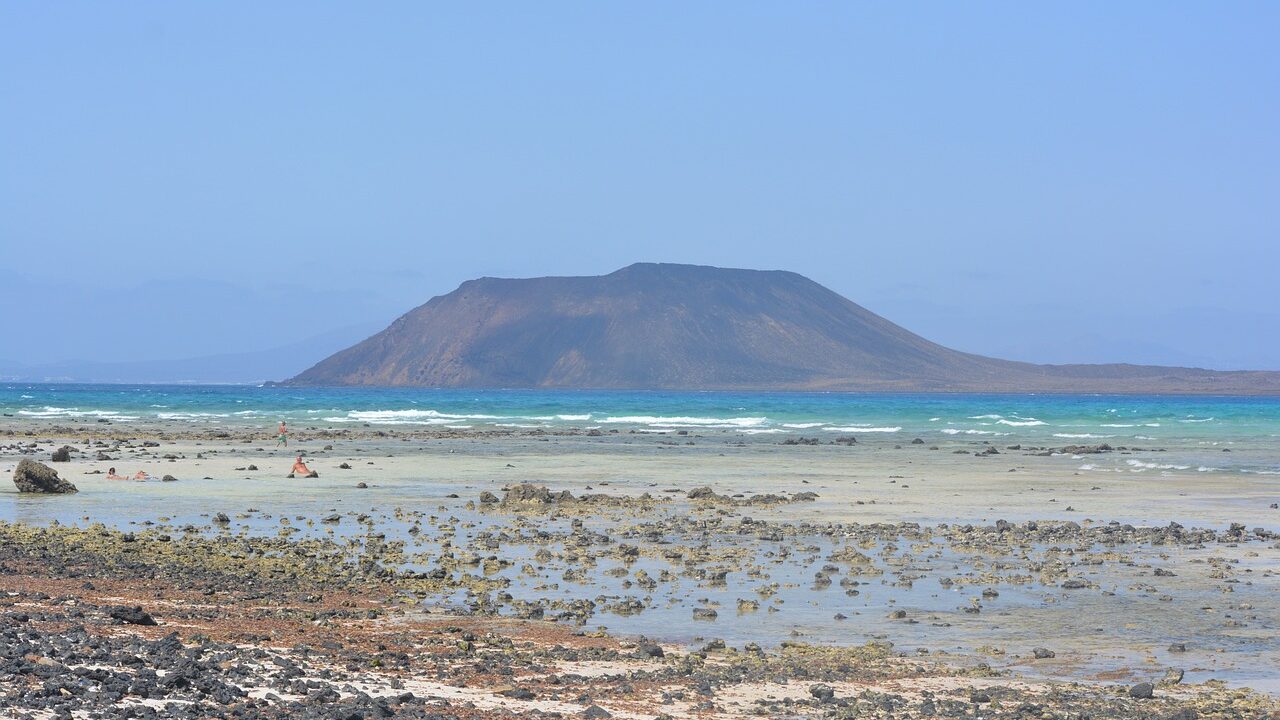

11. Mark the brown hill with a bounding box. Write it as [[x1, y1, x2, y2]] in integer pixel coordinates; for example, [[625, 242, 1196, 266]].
[[286, 263, 1280, 394]]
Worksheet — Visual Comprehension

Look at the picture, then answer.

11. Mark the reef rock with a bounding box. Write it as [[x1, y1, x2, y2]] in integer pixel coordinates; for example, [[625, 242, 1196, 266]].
[[13, 459, 78, 494]]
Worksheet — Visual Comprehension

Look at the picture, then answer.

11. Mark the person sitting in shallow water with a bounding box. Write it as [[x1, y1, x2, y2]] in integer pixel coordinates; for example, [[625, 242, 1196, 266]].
[[106, 467, 128, 481], [288, 456, 318, 478]]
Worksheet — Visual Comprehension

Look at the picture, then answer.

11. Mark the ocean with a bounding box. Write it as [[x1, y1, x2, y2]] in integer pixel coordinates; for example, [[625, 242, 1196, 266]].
[[4, 383, 1279, 477]]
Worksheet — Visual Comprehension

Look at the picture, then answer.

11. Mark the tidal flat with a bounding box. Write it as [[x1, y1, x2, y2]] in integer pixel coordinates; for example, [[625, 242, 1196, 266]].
[[2, 419, 1278, 719]]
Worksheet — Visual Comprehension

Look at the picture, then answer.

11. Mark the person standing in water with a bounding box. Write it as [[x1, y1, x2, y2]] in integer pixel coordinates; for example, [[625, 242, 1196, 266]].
[[276, 420, 288, 447]]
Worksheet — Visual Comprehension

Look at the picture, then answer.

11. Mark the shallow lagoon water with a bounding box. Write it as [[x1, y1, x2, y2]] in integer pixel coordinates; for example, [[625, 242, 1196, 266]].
[[3, 383, 1279, 695], [5, 468, 1276, 694]]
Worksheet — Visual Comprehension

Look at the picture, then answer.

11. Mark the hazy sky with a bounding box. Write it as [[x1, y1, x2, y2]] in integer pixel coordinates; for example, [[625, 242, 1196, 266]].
[[3, 3, 1278, 372]]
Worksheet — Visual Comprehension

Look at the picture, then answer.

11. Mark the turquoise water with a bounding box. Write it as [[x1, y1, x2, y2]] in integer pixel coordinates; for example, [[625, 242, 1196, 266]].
[[4, 383, 1280, 474]]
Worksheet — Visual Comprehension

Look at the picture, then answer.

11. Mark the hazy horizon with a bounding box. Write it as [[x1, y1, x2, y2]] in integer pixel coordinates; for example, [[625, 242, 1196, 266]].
[[3, 3, 1277, 377]]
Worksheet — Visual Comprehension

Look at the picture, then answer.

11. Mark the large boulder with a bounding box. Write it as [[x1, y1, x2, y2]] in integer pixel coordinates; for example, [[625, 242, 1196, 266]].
[[13, 459, 79, 494], [108, 605, 157, 626], [502, 484, 555, 504], [687, 486, 726, 501], [500, 484, 575, 505]]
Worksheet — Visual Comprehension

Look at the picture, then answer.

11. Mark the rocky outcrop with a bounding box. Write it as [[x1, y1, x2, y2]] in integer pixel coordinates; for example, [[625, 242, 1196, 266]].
[[502, 484, 573, 505], [108, 605, 157, 626], [687, 485, 818, 505], [13, 459, 79, 494]]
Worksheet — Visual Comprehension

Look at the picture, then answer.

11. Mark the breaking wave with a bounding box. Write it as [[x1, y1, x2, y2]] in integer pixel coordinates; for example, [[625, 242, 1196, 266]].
[[1126, 459, 1191, 471], [17, 406, 139, 421], [601, 415, 767, 428], [1053, 433, 1112, 439], [941, 428, 1003, 435]]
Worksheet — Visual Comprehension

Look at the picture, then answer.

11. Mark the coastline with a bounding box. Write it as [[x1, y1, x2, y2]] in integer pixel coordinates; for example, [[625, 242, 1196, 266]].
[[3, 412, 1279, 716], [271, 381, 1280, 397]]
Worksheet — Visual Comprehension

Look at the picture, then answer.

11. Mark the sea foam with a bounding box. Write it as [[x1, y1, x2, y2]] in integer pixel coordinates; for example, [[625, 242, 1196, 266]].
[[940, 428, 1007, 435], [18, 407, 139, 421], [1126, 459, 1191, 471], [1053, 433, 1112, 439], [601, 415, 767, 427], [322, 408, 511, 425]]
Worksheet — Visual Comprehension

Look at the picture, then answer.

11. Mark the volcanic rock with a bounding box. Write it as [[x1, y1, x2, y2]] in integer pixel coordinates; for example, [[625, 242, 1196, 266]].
[[13, 459, 78, 494]]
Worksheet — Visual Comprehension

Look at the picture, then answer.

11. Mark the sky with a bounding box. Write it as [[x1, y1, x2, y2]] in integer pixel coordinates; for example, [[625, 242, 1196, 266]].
[[2, 2, 1278, 376]]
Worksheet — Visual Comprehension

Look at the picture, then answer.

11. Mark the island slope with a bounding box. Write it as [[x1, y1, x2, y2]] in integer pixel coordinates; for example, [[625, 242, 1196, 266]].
[[286, 263, 1280, 394]]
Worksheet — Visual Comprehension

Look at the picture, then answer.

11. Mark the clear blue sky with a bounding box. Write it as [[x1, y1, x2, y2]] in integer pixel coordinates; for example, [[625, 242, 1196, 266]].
[[3, 2, 1277, 373]]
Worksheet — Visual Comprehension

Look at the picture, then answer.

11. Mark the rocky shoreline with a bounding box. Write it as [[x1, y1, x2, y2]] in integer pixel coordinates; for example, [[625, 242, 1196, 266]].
[[3, 418, 1279, 718], [3, 506, 1278, 718]]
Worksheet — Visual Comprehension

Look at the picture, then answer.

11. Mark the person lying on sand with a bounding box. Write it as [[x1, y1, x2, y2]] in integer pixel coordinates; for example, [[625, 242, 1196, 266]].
[[288, 456, 319, 479]]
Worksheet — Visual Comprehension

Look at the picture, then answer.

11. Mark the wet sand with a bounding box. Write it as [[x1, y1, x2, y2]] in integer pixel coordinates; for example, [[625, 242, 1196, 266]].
[[2, 420, 1278, 718]]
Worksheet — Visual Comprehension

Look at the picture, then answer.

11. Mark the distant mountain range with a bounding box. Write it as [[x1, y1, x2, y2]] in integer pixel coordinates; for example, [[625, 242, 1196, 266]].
[[286, 263, 1280, 394]]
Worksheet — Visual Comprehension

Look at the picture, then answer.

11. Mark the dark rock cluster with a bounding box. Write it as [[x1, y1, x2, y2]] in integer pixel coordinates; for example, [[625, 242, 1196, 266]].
[[12, 458, 78, 494]]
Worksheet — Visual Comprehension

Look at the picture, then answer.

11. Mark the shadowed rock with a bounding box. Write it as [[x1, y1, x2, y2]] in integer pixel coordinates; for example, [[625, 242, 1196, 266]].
[[13, 459, 78, 494], [810, 683, 836, 702], [687, 486, 721, 500], [1129, 682, 1155, 699], [502, 484, 574, 505], [108, 605, 156, 626]]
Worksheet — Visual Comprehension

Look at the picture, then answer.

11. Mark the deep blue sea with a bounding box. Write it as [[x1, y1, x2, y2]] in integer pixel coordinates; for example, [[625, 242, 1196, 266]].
[[4, 383, 1280, 476]]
